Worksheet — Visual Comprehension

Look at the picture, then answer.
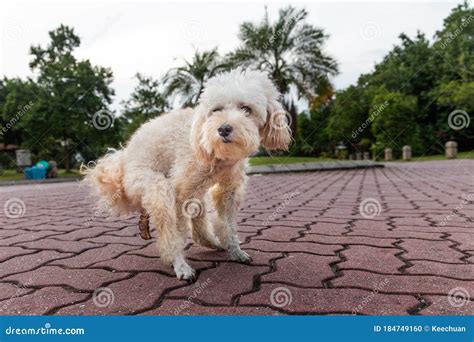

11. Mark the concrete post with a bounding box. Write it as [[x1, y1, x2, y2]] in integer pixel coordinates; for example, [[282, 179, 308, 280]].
[[402, 145, 412, 161], [384, 148, 393, 161], [363, 152, 370, 160], [445, 141, 457, 159], [356, 152, 362, 160]]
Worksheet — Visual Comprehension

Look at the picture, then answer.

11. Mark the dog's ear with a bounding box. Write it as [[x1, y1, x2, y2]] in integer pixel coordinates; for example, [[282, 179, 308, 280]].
[[261, 99, 292, 151], [190, 107, 213, 165]]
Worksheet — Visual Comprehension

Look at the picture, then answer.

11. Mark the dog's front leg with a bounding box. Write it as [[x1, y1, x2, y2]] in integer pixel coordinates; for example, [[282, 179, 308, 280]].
[[211, 181, 251, 263]]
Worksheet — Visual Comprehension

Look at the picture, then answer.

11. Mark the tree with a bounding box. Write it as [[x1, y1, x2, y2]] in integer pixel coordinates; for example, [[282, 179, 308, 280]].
[[228, 6, 338, 139], [120, 73, 168, 139], [430, 1, 474, 150], [0, 78, 39, 147], [162, 49, 228, 107], [28, 25, 118, 171], [371, 91, 422, 156]]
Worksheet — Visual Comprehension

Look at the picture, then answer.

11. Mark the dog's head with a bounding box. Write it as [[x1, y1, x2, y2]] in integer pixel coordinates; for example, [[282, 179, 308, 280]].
[[190, 69, 292, 164]]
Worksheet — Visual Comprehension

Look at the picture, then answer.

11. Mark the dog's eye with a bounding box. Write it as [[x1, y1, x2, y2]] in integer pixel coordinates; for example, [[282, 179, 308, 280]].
[[212, 107, 223, 112], [241, 106, 252, 116]]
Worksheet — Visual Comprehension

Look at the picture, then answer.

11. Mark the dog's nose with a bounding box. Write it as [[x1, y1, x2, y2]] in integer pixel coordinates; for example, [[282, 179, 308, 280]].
[[217, 124, 233, 137]]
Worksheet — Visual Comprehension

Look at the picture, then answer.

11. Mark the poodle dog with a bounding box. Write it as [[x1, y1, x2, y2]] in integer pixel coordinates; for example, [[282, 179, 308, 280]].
[[82, 69, 292, 280]]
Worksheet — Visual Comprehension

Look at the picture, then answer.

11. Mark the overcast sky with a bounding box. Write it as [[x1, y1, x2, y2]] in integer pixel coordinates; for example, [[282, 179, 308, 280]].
[[0, 0, 464, 112]]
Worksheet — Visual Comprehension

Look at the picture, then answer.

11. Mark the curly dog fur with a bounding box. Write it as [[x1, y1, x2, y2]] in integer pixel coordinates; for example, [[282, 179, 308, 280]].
[[82, 69, 291, 280]]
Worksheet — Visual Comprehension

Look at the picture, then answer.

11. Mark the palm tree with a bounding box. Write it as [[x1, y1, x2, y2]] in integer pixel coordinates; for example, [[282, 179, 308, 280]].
[[162, 49, 228, 107], [227, 6, 338, 138]]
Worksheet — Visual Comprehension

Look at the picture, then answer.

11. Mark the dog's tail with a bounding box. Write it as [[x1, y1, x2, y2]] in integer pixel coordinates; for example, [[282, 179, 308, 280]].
[[80, 149, 131, 216]]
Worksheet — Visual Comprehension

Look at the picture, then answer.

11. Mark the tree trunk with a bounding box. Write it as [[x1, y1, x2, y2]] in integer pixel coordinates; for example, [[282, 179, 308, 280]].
[[64, 151, 71, 172]]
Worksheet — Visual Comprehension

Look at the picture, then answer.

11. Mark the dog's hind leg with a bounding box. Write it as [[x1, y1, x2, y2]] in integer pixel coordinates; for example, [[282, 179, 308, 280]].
[[190, 199, 223, 250], [124, 169, 195, 280]]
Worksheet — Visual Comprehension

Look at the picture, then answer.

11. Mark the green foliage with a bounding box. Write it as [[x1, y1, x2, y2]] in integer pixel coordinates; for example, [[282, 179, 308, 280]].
[[316, 1, 474, 157], [120, 73, 168, 140], [162, 49, 228, 107], [25, 24, 119, 170], [228, 6, 338, 139], [0, 3, 472, 166]]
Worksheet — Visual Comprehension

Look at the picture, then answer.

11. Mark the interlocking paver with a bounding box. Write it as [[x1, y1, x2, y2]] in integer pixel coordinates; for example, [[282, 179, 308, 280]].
[[0, 160, 472, 315], [0, 287, 89, 315], [239, 284, 419, 314], [261, 253, 338, 287]]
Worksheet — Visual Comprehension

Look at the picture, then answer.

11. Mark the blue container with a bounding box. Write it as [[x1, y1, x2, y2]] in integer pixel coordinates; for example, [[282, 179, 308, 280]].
[[24, 166, 47, 180]]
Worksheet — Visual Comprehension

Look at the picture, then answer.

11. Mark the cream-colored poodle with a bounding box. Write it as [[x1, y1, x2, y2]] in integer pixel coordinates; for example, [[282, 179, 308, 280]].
[[82, 69, 291, 280]]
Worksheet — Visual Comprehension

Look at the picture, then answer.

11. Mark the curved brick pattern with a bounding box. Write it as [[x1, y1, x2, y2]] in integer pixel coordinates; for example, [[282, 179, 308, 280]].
[[56, 273, 182, 315], [239, 284, 419, 314], [0, 251, 73, 278], [421, 295, 474, 315], [0, 160, 473, 315], [408, 261, 474, 280], [168, 263, 268, 305], [0, 283, 33, 302], [400, 239, 466, 263], [142, 300, 281, 315], [4, 266, 130, 291], [261, 253, 338, 287], [0, 287, 89, 315], [338, 245, 405, 274], [332, 270, 474, 295]]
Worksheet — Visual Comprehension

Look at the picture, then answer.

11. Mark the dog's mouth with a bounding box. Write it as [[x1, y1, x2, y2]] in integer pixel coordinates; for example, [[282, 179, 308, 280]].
[[221, 137, 232, 144]]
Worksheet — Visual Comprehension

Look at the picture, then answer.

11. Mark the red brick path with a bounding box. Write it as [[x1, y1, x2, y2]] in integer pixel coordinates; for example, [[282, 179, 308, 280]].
[[0, 160, 473, 315]]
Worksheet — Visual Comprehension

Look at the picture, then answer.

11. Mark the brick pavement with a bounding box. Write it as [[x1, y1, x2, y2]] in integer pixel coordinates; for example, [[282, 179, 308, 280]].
[[0, 160, 473, 315]]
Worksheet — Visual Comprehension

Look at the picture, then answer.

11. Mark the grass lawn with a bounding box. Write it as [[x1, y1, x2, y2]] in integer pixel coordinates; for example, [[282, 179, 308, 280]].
[[410, 151, 474, 161], [249, 156, 331, 166], [0, 169, 81, 181]]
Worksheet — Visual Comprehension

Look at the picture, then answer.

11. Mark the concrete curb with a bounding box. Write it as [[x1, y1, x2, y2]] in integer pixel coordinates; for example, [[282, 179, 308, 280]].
[[247, 160, 384, 175], [0, 177, 82, 187], [0, 161, 384, 186]]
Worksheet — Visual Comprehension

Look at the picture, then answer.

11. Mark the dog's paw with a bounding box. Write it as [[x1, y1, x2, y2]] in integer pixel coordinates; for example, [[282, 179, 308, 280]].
[[173, 258, 196, 281], [230, 249, 252, 264]]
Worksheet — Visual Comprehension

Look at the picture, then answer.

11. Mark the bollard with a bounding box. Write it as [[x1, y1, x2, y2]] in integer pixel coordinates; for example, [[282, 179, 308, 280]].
[[384, 148, 393, 161], [363, 152, 370, 160], [356, 152, 362, 160], [349, 154, 354, 160], [445, 141, 457, 159], [402, 145, 412, 161]]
